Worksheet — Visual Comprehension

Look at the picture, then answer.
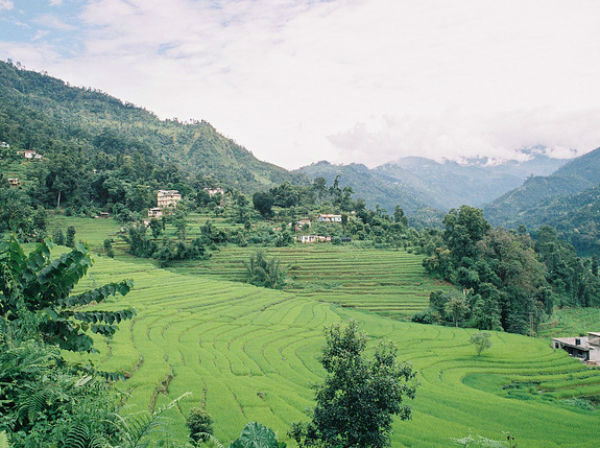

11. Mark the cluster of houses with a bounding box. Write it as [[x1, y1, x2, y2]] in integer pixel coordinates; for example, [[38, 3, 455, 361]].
[[552, 332, 600, 366], [146, 189, 183, 222]]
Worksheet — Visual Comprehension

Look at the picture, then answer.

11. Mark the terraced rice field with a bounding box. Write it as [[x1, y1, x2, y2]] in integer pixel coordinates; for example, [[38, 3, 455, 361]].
[[174, 246, 452, 319], [538, 308, 600, 338], [69, 252, 600, 447]]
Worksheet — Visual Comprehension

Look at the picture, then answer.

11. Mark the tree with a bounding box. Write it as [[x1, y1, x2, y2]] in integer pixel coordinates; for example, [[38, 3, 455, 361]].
[[289, 321, 416, 448], [231, 422, 283, 448], [253, 192, 274, 218], [53, 228, 65, 245], [445, 295, 468, 327], [470, 331, 492, 356], [186, 408, 214, 446], [149, 218, 163, 238], [66, 225, 76, 248], [245, 251, 286, 289], [0, 235, 134, 352]]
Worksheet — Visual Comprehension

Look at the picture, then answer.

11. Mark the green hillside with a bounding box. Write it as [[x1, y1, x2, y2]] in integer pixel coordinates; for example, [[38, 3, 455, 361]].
[[0, 60, 306, 193], [484, 147, 600, 228], [171, 245, 453, 319], [67, 251, 600, 447], [375, 154, 566, 209]]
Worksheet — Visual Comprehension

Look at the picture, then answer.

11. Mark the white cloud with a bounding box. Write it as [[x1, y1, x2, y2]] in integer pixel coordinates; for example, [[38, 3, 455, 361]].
[[0, 0, 13, 12], [49, 0, 63, 6], [33, 13, 76, 30], [6, 0, 600, 169]]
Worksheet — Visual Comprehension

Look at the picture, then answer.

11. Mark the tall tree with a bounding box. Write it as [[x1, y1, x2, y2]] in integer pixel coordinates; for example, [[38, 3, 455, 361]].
[[289, 321, 416, 448]]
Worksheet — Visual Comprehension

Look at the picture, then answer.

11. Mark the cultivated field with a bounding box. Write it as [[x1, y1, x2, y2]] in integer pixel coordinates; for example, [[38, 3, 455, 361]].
[[539, 307, 600, 338], [68, 252, 600, 447], [173, 246, 453, 319]]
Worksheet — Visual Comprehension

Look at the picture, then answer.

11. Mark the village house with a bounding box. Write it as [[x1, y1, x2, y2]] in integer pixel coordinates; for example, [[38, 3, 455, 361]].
[[7, 178, 19, 187], [148, 207, 163, 218], [318, 214, 342, 223], [552, 332, 600, 365], [295, 219, 311, 231], [0, 141, 9, 148], [297, 235, 331, 244], [203, 187, 225, 197], [95, 212, 110, 219], [19, 150, 43, 160], [157, 190, 181, 208]]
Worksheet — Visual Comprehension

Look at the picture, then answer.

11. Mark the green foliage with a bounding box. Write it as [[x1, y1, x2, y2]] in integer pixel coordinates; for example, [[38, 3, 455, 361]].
[[52, 228, 65, 246], [0, 338, 124, 448], [253, 191, 274, 217], [244, 250, 286, 289], [289, 321, 416, 448], [470, 331, 492, 356], [231, 422, 284, 448], [66, 225, 76, 248], [0, 234, 134, 352], [186, 407, 214, 446]]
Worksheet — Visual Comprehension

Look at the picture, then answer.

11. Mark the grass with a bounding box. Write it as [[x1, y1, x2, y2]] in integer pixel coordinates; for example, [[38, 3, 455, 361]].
[[172, 245, 453, 320], [538, 307, 600, 338], [63, 251, 600, 448]]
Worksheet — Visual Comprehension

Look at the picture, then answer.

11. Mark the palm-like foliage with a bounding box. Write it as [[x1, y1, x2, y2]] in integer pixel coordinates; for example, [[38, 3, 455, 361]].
[[0, 235, 134, 352], [244, 250, 286, 289]]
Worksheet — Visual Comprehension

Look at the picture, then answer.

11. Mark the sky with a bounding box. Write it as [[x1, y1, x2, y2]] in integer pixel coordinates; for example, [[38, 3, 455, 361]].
[[1, 0, 600, 169]]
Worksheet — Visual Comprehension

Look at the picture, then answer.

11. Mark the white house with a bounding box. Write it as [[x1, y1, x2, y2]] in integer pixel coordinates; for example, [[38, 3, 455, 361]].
[[157, 190, 181, 208], [318, 214, 342, 223], [148, 207, 163, 218], [552, 332, 600, 365], [0, 141, 9, 148], [297, 235, 331, 244], [203, 187, 225, 197], [20, 150, 43, 160]]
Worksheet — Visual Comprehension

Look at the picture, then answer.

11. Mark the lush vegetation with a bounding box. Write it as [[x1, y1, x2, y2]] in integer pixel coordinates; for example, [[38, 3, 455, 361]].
[[420, 206, 600, 335], [484, 147, 600, 255], [53, 253, 600, 447]]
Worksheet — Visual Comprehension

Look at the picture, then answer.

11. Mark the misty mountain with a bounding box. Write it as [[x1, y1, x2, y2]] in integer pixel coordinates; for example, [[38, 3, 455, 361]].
[[374, 153, 567, 209], [484, 147, 600, 227]]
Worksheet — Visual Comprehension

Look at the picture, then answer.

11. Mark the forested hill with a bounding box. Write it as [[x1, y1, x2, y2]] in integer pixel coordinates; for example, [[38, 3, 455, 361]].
[[484, 147, 600, 226], [295, 153, 568, 215], [293, 160, 439, 215], [0, 60, 306, 192]]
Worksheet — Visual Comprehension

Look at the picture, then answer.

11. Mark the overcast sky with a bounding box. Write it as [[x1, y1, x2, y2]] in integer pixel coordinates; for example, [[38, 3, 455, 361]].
[[1, 0, 600, 169]]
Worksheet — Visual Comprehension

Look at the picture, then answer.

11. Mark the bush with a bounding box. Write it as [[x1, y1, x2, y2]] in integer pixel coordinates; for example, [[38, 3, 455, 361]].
[[245, 250, 286, 289], [186, 407, 213, 445]]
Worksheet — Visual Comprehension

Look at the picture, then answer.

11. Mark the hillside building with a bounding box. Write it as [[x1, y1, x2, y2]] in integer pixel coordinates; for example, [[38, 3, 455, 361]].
[[95, 212, 110, 219], [552, 332, 600, 365], [318, 214, 342, 223], [0, 141, 9, 148], [157, 190, 181, 208], [204, 187, 225, 197], [7, 177, 19, 186], [295, 219, 311, 231], [297, 235, 331, 244], [148, 207, 163, 218], [19, 150, 43, 160]]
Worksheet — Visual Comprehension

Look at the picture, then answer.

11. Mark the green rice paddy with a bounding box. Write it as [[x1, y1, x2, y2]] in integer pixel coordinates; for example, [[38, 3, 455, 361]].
[[68, 252, 600, 447], [174, 246, 453, 320]]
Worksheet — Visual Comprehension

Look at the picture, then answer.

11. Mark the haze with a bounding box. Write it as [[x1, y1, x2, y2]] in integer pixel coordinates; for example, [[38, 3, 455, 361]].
[[1, 0, 600, 169]]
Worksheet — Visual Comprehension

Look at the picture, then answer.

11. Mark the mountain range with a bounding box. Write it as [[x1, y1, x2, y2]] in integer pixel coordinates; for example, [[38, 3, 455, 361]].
[[295, 153, 568, 215], [2, 59, 598, 251]]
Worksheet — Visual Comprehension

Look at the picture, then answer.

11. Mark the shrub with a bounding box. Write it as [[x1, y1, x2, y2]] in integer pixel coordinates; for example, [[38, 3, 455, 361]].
[[186, 407, 213, 445]]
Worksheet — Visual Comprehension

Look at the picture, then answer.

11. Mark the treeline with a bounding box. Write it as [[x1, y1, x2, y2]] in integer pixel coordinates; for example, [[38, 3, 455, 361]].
[[415, 206, 600, 335]]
